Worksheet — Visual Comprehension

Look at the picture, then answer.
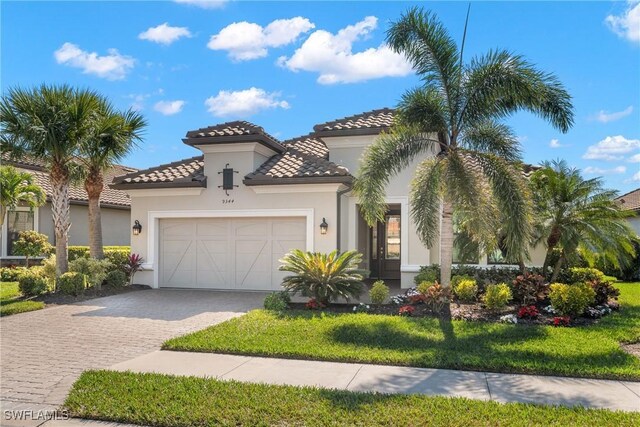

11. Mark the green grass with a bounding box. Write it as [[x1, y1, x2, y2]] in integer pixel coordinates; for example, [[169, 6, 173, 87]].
[[65, 370, 639, 427], [0, 282, 45, 316], [164, 282, 640, 380]]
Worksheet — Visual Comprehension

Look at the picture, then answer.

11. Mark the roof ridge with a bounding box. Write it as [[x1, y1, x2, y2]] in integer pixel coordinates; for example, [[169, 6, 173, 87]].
[[286, 147, 347, 170], [616, 187, 640, 200], [313, 107, 394, 132]]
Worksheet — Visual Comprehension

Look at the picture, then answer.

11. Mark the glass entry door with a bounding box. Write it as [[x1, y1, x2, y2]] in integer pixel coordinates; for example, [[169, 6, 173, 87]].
[[369, 210, 401, 279]]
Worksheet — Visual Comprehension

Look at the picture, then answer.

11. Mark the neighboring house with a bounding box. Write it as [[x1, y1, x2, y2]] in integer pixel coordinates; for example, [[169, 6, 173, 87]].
[[1, 154, 134, 263], [617, 188, 640, 236], [112, 108, 547, 290]]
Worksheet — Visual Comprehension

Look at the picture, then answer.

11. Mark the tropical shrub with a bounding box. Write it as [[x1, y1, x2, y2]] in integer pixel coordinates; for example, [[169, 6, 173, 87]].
[[483, 283, 512, 310], [369, 280, 389, 305], [416, 281, 434, 295], [560, 267, 605, 284], [263, 292, 290, 311], [423, 283, 450, 313], [414, 265, 438, 285], [279, 250, 366, 305], [590, 279, 620, 305], [66, 246, 131, 261], [104, 270, 127, 288], [548, 282, 595, 316], [398, 305, 415, 316], [414, 265, 543, 291], [104, 249, 130, 272], [353, 303, 371, 313], [511, 273, 547, 306], [125, 253, 144, 286], [305, 298, 325, 310], [553, 316, 571, 327], [12, 230, 53, 267], [453, 278, 477, 303], [40, 254, 57, 290], [517, 305, 539, 319], [58, 272, 87, 296], [0, 266, 26, 282], [69, 258, 113, 290], [18, 270, 48, 296]]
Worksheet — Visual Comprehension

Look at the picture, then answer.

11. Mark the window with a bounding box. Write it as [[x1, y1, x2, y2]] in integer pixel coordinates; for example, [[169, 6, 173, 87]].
[[488, 236, 518, 265], [385, 215, 400, 259], [6, 209, 35, 256], [452, 220, 479, 264]]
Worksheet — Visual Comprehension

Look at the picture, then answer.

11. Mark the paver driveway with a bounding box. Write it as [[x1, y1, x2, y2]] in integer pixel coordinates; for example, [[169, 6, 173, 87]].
[[0, 289, 264, 411]]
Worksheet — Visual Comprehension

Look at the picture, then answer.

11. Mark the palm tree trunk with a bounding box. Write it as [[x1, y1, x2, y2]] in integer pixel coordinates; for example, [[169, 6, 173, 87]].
[[440, 200, 454, 287], [542, 227, 561, 276], [50, 163, 71, 275], [85, 169, 104, 259], [550, 252, 565, 283]]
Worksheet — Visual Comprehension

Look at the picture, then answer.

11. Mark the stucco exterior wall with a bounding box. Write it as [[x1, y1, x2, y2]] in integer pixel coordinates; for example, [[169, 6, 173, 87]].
[[627, 215, 640, 236], [38, 203, 131, 246]]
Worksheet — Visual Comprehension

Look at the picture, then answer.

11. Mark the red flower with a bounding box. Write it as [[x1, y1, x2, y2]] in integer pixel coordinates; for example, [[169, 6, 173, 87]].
[[305, 299, 325, 310], [409, 294, 427, 304], [399, 305, 415, 316], [517, 305, 539, 319], [553, 316, 570, 326]]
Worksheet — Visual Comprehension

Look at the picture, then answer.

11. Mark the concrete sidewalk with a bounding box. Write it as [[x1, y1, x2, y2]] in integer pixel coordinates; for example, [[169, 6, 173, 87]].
[[110, 350, 640, 412]]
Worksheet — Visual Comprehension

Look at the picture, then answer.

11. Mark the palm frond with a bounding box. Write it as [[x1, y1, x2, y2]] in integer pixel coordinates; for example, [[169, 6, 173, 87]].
[[460, 120, 521, 161], [409, 157, 446, 247]]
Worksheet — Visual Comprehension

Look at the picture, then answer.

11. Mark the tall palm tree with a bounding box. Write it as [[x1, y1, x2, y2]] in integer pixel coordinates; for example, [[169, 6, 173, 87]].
[[0, 165, 46, 227], [530, 160, 636, 282], [81, 100, 146, 259], [354, 8, 574, 286], [0, 84, 101, 273]]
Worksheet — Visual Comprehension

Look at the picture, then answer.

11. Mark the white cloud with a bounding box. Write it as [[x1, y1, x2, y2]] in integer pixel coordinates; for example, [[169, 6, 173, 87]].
[[628, 153, 640, 163], [583, 165, 627, 175], [54, 42, 134, 80], [582, 135, 640, 161], [605, 1, 640, 43], [174, 0, 227, 9], [278, 16, 412, 84], [205, 87, 290, 117], [207, 17, 315, 61], [549, 139, 565, 148], [139, 23, 192, 45], [633, 171, 640, 181], [591, 105, 634, 123], [153, 100, 186, 115]]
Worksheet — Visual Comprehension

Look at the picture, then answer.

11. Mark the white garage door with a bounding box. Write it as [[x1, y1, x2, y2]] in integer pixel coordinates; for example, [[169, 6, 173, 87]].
[[159, 217, 306, 290]]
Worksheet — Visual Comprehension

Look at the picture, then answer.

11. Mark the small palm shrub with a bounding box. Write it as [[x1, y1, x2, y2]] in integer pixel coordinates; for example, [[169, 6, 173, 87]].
[[264, 292, 290, 311], [69, 258, 113, 290], [58, 272, 87, 296], [511, 273, 547, 306], [18, 270, 48, 296], [549, 283, 596, 316], [104, 270, 127, 288], [483, 283, 512, 310], [453, 279, 477, 303], [369, 280, 389, 305], [279, 250, 366, 305]]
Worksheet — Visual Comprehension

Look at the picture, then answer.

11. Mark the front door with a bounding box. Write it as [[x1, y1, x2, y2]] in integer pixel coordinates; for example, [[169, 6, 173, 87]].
[[369, 210, 401, 280]]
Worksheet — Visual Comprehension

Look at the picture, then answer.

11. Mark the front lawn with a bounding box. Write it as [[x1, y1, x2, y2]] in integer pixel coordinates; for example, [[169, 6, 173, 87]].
[[164, 282, 640, 380], [0, 282, 45, 316], [65, 370, 639, 427]]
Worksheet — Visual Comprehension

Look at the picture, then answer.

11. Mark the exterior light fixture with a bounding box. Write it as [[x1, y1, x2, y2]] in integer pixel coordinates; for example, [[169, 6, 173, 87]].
[[132, 220, 142, 236], [320, 218, 328, 235]]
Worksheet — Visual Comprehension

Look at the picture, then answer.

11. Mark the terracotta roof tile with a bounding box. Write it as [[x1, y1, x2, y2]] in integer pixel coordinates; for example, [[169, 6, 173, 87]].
[[313, 108, 395, 135], [617, 188, 640, 212], [111, 156, 205, 189]]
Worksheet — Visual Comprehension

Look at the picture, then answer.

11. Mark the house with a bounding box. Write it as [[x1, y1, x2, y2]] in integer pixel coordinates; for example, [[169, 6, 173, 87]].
[[617, 188, 640, 236], [112, 108, 547, 290], [1, 154, 134, 263]]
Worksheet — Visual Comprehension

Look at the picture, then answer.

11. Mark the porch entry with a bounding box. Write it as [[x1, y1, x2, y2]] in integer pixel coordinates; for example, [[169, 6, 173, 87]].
[[369, 206, 401, 280]]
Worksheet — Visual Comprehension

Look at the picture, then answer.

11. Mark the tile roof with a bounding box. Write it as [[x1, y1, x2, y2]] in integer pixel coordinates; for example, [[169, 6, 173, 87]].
[[617, 188, 640, 212], [1, 153, 135, 208], [244, 148, 351, 185], [313, 108, 395, 136], [184, 121, 283, 153], [283, 134, 329, 159], [110, 155, 205, 189]]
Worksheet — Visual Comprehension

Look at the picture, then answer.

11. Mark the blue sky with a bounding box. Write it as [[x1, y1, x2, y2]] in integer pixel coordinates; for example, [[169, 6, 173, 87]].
[[2, 0, 639, 193]]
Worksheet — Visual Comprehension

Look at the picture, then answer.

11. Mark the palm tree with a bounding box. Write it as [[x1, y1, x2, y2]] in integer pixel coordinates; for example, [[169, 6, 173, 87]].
[[354, 8, 574, 287], [81, 100, 146, 259], [0, 84, 101, 273], [0, 165, 46, 228], [530, 160, 637, 282]]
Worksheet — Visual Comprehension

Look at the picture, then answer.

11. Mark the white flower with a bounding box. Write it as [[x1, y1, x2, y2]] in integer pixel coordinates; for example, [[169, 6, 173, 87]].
[[500, 314, 518, 324]]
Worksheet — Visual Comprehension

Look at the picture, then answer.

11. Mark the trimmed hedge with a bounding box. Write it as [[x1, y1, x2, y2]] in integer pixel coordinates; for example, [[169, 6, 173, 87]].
[[66, 246, 130, 261], [58, 272, 87, 296], [415, 264, 544, 291]]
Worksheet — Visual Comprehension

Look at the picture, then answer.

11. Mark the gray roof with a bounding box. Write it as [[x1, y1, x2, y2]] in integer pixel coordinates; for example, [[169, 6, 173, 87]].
[[283, 134, 329, 159], [313, 108, 395, 136], [183, 121, 284, 153], [111, 156, 205, 190]]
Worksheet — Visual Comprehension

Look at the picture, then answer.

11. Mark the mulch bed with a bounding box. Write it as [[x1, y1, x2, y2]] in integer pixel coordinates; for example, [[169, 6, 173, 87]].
[[34, 284, 149, 306]]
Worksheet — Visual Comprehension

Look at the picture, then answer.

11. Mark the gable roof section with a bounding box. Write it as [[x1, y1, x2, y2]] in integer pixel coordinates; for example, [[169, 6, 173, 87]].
[[313, 108, 395, 137], [244, 148, 351, 186], [1, 153, 135, 208], [183, 121, 284, 153], [283, 134, 329, 159], [110, 155, 206, 190], [617, 188, 640, 212]]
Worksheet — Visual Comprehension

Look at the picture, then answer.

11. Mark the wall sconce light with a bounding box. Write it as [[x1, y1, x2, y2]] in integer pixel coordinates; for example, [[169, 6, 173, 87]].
[[132, 220, 142, 236], [320, 218, 328, 235]]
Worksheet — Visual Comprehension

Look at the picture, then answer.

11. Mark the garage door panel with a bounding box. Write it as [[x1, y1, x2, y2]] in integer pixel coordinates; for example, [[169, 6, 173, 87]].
[[159, 217, 306, 290]]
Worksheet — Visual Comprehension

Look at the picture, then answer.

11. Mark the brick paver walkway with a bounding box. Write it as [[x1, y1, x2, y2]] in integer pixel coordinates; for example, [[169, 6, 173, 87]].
[[0, 289, 264, 411]]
